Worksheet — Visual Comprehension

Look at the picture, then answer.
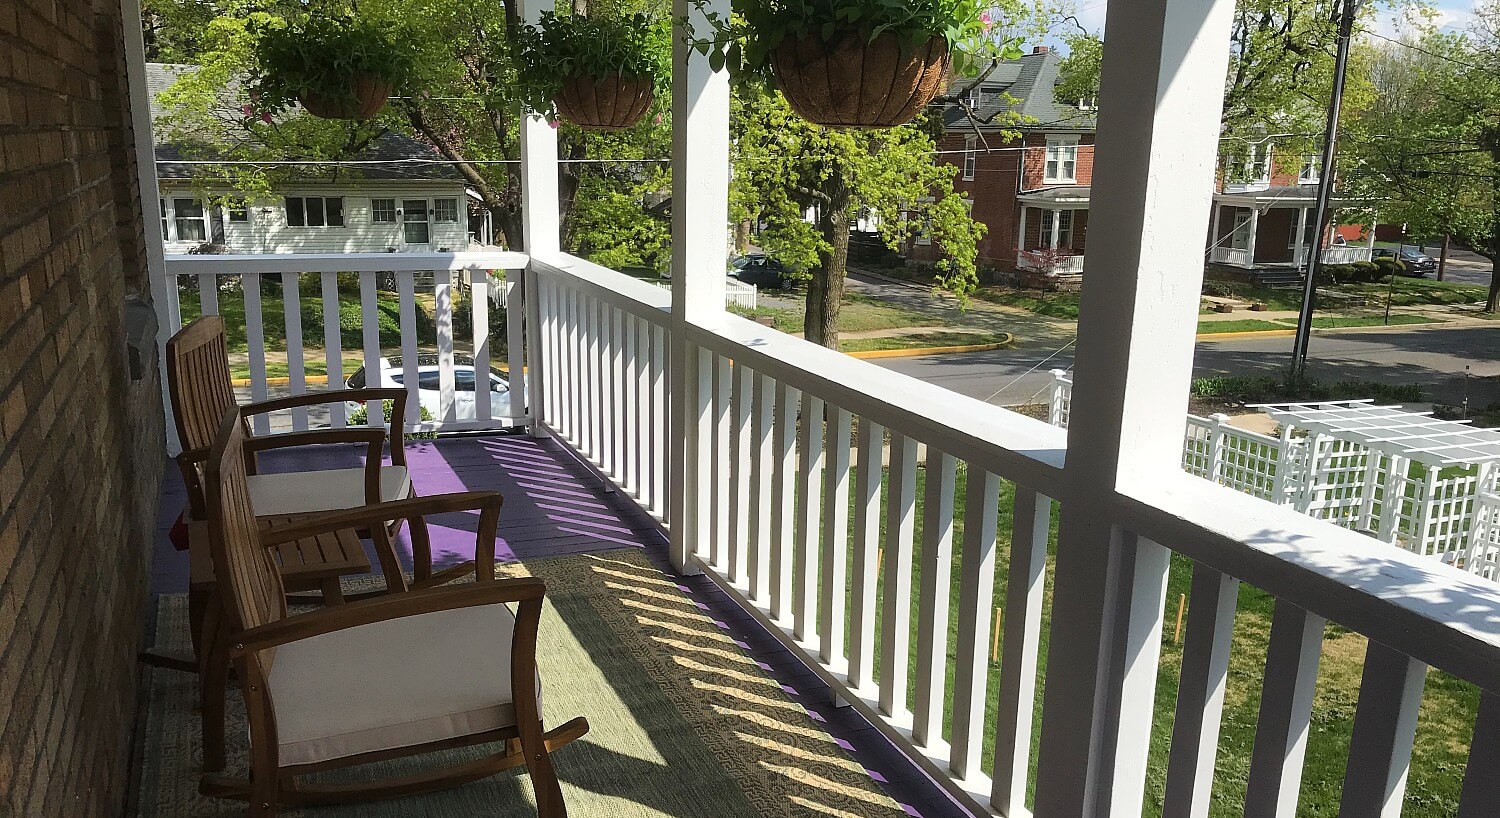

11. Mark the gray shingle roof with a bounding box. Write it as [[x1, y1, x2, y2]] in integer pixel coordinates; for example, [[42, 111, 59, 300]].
[[941, 49, 1096, 133], [146, 63, 461, 182]]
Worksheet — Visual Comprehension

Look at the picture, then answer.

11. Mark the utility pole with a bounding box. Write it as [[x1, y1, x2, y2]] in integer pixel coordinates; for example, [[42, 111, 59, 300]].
[[1291, 0, 1362, 378]]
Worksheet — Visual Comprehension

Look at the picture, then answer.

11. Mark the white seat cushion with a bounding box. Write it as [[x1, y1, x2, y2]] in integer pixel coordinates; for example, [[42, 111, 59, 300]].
[[268, 603, 529, 766], [246, 465, 411, 517]]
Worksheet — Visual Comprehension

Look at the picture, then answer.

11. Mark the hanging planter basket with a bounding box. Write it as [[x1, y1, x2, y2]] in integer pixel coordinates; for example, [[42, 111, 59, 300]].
[[297, 74, 395, 121], [553, 73, 655, 130], [770, 31, 951, 128]]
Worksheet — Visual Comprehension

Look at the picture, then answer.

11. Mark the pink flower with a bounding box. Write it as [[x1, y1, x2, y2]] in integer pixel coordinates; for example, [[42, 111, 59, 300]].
[[549, 118, 559, 129], [654, 114, 662, 125], [242, 104, 254, 115], [261, 112, 273, 124]]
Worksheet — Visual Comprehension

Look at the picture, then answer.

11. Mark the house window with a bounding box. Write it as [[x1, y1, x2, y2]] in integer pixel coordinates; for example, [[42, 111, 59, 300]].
[[964, 87, 981, 109], [172, 198, 208, 242], [371, 198, 397, 223], [433, 198, 459, 223], [225, 199, 248, 223], [1045, 138, 1078, 183], [1078, 97, 1097, 111], [402, 199, 430, 244], [1245, 144, 1271, 183], [159, 198, 169, 240], [1039, 209, 1074, 248], [1298, 156, 1320, 183], [962, 137, 977, 181], [285, 196, 345, 227]]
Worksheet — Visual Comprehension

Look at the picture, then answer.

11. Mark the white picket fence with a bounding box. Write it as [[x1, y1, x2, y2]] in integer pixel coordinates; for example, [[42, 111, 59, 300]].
[[1050, 369, 1500, 578], [654, 278, 757, 310]]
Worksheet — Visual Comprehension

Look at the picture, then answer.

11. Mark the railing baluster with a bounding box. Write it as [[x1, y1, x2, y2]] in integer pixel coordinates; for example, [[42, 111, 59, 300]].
[[359, 271, 380, 428], [1099, 534, 1172, 816], [748, 372, 775, 603], [197, 273, 219, 315], [472, 271, 492, 423], [566, 286, 580, 443], [879, 433, 918, 720], [951, 467, 1000, 779], [621, 314, 638, 494], [435, 269, 456, 425], [729, 362, 753, 586], [914, 448, 957, 749], [651, 323, 668, 520], [1459, 691, 1500, 818], [819, 406, 853, 669], [847, 417, 884, 695], [1339, 641, 1426, 818], [319, 271, 345, 427], [770, 381, 799, 625], [1162, 564, 1240, 818], [793, 393, 826, 643], [1245, 601, 1327, 818], [634, 317, 650, 506], [712, 355, 732, 570], [397, 270, 420, 430], [604, 307, 620, 478], [506, 272, 526, 423], [991, 487, 1053, 815], [241, 273, 269, 435], [280, 271, 308, 431], [590, 299, 604, 462]]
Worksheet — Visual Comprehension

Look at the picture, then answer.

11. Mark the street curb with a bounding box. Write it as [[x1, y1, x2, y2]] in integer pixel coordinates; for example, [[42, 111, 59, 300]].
[[1195, 318, 1463, 341], [846, 334, 1014, 359], [231, 374, 334, 388]]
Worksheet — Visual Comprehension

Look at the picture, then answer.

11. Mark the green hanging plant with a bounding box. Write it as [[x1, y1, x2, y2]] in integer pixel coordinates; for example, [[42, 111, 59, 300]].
[[249, 13, 415, 120], [514, 11, 670, 130]]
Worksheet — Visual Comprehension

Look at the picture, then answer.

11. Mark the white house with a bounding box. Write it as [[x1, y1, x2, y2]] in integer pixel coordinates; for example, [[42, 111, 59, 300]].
[[149, 63, 472, 255]]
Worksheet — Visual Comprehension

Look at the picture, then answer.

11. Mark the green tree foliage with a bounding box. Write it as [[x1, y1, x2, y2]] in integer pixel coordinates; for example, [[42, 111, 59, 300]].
[[731, 88, 991, 347], [1053, 30, 1100, 104], [1344, 9, 1500, 310]]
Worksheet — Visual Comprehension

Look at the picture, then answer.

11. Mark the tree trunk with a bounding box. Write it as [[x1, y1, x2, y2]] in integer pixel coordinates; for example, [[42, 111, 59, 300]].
[[806, 198, 850, 348], [1438, 233, 1450, 281], [735, 219, 752, 254]]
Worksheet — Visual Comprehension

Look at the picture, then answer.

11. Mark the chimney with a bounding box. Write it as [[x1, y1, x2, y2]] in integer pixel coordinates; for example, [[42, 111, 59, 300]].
[[1033, 45, 1050, 54]]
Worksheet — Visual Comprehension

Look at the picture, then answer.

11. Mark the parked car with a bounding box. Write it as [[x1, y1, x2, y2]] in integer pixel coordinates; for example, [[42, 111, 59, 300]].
[[345, 355, 523, 423], [1372, 247, 1438, 277], [729, 254, 796, 289]]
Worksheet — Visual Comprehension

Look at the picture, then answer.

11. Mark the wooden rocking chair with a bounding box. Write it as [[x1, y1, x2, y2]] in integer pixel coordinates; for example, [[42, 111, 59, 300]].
[[200, 408, 588, 816], [167, 315, 470, 596]]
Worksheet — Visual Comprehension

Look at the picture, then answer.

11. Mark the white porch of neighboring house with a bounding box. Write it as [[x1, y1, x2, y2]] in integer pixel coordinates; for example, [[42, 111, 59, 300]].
[[126, 0, 1500, 814], [1015, 187, 1089, 274], [1209, 189, 1375, 269]]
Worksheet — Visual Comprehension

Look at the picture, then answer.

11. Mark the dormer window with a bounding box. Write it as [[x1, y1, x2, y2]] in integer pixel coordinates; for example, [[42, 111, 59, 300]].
[[1077, 97, 1097, 111], [1299, 155, 1320, 183], [965, 87, 981, 109], [1245, 144, 1271, 184]]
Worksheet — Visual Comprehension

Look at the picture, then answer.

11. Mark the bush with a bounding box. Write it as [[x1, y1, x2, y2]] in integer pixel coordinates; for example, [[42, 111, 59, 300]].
[[1374, 257, 1406, 279], [1190, 372, 1423, 405], [347, 400, 436, 439], [1350, 260, 1382, 283]]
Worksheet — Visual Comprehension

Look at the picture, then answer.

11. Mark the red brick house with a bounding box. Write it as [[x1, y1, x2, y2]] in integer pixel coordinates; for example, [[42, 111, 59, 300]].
[[909, 47, 1374, 285]]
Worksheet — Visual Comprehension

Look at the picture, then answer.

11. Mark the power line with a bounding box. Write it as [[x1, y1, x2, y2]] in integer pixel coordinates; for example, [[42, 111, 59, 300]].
[[1360, 28, 1486, 71]]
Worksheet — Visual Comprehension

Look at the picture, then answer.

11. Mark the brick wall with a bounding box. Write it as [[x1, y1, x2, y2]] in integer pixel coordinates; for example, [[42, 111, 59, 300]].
[[0, 1, 165, 814]]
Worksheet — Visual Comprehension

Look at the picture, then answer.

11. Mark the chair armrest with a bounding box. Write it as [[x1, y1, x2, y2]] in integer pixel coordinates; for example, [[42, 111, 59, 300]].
[[240, 387, 406, 417], [229, 579, 544, 656], [258, 491, 504, 545], [241, 427, 387, 454]]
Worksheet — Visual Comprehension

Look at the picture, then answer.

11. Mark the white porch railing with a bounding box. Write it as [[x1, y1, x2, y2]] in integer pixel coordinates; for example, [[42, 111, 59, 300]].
[[1299, 244, 1374, 265], [527, 253, 1500, 817], [1017, 250, 1086, 274], [1210, 246, 1252, 267], [163, 251, 529, 436]]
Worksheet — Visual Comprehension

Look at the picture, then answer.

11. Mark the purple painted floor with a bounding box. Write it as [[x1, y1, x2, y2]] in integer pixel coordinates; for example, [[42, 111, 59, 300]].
[[150, 432, 973, 818]]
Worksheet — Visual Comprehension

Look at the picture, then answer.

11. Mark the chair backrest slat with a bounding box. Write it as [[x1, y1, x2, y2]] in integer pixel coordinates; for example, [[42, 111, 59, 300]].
[[205, 408, 286, 636]]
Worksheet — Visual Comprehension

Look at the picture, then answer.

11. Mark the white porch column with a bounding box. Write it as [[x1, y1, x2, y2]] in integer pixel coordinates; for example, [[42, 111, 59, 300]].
[[1031, 0, 1236, 813], [122, 0, 179, 453], [517, 0, 560, 438], [668, 0, 731, 573], [1017, 206, 1029, 257], [1293, 206, 1309, 268], [1210, 202, 1223, 261], [1246, 205, 1260, 267], [1049, 208, 1063, 249]]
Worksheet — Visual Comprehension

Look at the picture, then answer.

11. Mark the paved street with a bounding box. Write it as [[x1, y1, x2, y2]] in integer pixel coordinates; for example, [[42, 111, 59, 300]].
[[877, 323, 1500, 409]]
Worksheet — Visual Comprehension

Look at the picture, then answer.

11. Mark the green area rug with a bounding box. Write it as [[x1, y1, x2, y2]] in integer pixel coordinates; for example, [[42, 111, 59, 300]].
[[135, 550, 903, 817]]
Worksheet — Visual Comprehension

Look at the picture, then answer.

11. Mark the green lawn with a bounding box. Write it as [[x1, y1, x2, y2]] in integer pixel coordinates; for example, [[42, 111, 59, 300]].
[[732, 292, 934, 335], [831, 462, 1473, 816], [1197, 319, 1288, 334], [972, 287, 1082, 319], [839, 331, 1011, 354], [1309, 313, 1442, 329], [1208, 278, 1486, 312]]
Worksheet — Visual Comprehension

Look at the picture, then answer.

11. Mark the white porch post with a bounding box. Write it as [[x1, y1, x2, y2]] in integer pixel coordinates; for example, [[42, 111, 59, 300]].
[[1246, 205, 1260, 267], [121, 0, 179, 453], [1049, 208, 1063, 249], [518, 0, 559, 437], [668, 0, 731, 574], [1210, 202, 1223, 261], [1294, 206, 1309, 268], [1018, 206, 1029, 256], [1031, 0, 1236, 813]]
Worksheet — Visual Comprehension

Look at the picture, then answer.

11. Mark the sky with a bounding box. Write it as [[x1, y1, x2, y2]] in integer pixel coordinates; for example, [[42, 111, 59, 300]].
[[1056, 0, 1480, 48]]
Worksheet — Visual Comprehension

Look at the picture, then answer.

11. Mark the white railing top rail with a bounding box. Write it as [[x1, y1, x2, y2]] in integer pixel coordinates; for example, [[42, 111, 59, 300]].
[[689, 312, 1069, 496], [164, 250, 530, 275], [531, 253, 671, 323], [1122, 473, 1500, 690]]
